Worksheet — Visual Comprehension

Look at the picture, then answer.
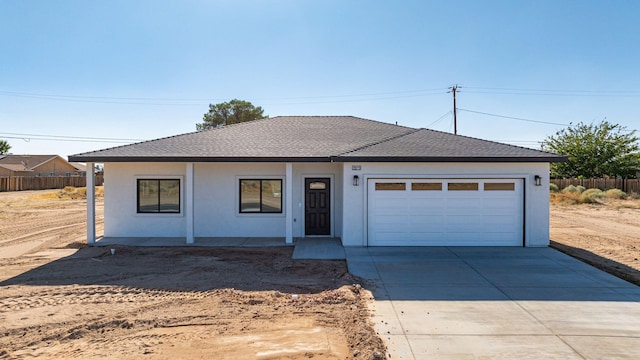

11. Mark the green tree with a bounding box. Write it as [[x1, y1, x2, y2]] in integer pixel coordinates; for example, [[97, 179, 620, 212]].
[[196, 99, 267, 131], [0, 140, 10, 154], [542, 121, 640, 178]]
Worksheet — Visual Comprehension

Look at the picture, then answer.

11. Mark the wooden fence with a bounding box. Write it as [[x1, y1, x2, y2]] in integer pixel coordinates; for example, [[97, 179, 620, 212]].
[[551, 178, 640, 193], [0, 175, 104, 192]]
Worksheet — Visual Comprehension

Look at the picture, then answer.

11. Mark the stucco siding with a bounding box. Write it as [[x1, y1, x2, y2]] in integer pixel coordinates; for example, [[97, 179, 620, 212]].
[[193, 163, 286, 237], [104, 162, 187, 237], [341, 162, 550, 247]]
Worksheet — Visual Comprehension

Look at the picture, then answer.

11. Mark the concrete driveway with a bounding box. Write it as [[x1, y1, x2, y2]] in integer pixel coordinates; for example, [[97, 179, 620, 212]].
[[345, 247, 640, 359]]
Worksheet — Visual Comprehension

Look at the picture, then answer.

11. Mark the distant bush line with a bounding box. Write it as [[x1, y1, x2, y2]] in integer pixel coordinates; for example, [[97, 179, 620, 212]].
[[550, 178, 640, 193]]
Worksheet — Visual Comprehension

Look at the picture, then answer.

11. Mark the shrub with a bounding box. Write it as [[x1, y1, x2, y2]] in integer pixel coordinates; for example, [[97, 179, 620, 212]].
[[575, 185, 586, 193], [605, 189, 627, 199], [578, 188, 606, 204], [550, 192, 579, 205], [549, 183, 559, 192], [562, 185, 580, 193]]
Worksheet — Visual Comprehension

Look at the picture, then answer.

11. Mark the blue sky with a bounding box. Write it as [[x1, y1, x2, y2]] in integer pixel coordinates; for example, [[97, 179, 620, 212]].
[[1, 0, 639, 157]]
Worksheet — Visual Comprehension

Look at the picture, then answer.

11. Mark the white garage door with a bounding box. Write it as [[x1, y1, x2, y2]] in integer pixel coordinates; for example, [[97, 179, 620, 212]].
[[367, 179, 524, 246]]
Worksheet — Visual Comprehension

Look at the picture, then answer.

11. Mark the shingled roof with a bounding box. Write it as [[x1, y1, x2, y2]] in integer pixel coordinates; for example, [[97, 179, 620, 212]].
[[69, 116, 565, 163], [0, 155, 59, 172]]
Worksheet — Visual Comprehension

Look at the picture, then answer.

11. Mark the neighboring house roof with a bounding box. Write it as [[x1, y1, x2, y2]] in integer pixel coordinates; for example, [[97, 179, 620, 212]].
[[0, 155, 59, 171], [69, 116, 566, 163], [69, 162, 87, 172]]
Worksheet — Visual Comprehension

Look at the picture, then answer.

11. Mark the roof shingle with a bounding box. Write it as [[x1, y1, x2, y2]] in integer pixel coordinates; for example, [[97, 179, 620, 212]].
[[68, 116, 565, 163]]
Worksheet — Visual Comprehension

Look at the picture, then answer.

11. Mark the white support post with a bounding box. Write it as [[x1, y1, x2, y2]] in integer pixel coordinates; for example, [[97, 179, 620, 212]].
[[86, 162, 96, 245], [186, 162, 195, 244], [285, 163, 293, 245]]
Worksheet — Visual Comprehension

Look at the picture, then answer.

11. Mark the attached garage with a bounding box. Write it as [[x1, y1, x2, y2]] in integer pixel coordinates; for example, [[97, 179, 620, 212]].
[[367, 178, 524, 246]]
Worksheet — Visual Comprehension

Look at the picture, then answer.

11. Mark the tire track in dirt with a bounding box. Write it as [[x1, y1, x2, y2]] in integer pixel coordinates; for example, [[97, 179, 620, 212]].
[[0, 223, 87, 246], [0, 193, 103, 258]]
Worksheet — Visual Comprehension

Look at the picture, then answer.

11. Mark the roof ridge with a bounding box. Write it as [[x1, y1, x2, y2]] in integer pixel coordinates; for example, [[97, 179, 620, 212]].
[[336, 128, 422, 156], [269, 115, 414, 129]]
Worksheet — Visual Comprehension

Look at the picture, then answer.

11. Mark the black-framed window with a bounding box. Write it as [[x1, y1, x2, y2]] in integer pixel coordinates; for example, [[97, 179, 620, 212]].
[[239, 179, 282, 213], [137, 179, 181, 213]]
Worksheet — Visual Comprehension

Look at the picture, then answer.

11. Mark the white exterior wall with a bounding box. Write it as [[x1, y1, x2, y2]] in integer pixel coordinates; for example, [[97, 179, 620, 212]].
[[341, 162, 550, 247], [104, 162, 343, 239], [194, 163, 285, 237], [105, 161, 549, 246], [104, 162, 188, 237]]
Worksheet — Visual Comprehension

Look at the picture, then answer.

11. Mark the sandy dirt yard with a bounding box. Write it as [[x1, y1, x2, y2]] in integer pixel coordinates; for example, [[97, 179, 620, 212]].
[[550, 199, 640, 286], [0, 189, 384, 359]]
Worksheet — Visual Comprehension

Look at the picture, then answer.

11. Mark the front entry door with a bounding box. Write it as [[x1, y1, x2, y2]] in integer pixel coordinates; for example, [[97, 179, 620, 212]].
[[305, 178, 331, 236]]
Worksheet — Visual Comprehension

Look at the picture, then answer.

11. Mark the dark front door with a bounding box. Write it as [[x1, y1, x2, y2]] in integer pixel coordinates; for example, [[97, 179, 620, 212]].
[[305, 178, 331, 236]]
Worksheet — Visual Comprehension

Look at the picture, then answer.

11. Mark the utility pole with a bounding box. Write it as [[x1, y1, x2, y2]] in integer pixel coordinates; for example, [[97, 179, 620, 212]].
[[448, 85, 459, 135]]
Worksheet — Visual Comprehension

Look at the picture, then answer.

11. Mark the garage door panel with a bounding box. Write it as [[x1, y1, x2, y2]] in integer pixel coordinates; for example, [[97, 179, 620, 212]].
[[483, 197, 518, 209], [373, 216, 408, 228], [407, 231, 444, 242], [374, 232, 410, 243], [409, 215, 444, 227], [409, 198, 445, 213], [445, 215, 483, 227], [483, 215, 518, 226], [368, 178, 524, 246], [444, 232, 483, 242], [446, 198, 483, 210], [373, 198, 408, 212]]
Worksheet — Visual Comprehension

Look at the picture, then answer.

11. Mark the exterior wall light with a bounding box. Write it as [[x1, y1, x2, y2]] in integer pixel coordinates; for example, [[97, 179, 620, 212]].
[[534, 175, 542, 186], [353, 175, 360, 186]]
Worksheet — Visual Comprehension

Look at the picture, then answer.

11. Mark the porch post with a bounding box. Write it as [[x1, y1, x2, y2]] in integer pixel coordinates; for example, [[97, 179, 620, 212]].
[[86, 162, 96, 244], [285, 162, 293, 244], [186, 162, 194, 244]]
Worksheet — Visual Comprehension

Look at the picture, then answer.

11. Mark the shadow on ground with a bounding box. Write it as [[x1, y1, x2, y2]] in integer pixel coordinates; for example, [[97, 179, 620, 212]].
[[550, 240, 640, 287], [0, 246, 355, 293]]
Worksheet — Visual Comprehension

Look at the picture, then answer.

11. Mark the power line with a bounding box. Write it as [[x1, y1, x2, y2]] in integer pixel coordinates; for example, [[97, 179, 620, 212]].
[[0, 135, 137, 144], [457, 108, 570, 126], [0, 131, 144, 142], [0, 88, 450, 106], [463, 86, 640, 97], [426, 110, 453, 128]]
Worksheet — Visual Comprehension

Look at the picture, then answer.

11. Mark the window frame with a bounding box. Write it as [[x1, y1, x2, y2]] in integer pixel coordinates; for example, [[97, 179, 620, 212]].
[[238, 178, 284, 214], [136, 177, 182, 215]]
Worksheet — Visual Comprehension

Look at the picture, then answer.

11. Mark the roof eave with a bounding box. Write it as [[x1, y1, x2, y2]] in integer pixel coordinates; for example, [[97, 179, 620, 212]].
[[332, 156, 568, 163], [68, 155, 568, 163], [67, 155, 333, 163]]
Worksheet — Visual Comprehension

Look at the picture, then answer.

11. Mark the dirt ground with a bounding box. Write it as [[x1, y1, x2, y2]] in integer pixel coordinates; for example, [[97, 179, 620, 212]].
[[550, 199, 640, 286], [0, 189, 385, 359]]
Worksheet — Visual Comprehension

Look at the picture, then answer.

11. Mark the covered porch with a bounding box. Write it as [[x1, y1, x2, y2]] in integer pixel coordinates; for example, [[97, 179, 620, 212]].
[[84, 162, 302, 245]]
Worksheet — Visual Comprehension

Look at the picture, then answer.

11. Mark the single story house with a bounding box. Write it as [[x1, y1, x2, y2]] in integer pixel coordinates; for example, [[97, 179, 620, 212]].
[[0, 154, 81, 177], [69, 116, 566, 247]]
